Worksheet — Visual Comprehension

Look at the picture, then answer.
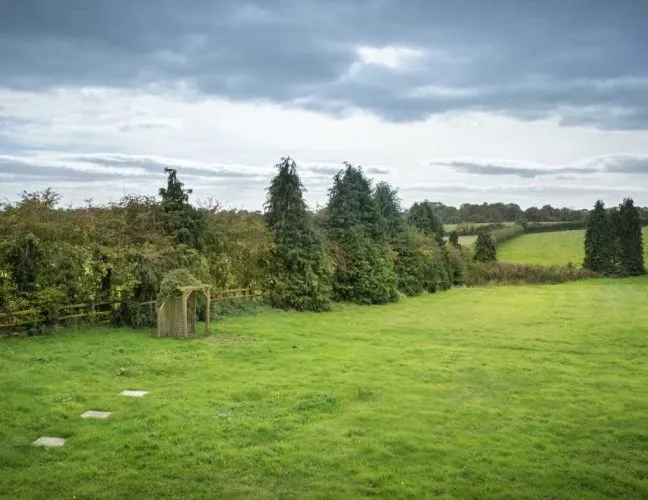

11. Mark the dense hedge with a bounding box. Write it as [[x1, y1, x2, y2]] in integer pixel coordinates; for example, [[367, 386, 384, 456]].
[[448, 223, 507, 236], [490, 224, 525, 245], [464, 262, 598, 286], [523, 221, 586, 233]]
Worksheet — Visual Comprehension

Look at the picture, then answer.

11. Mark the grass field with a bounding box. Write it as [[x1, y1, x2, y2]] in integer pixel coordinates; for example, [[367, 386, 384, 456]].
[[2, 278, 648, 498], [498, 228, 648, 266]]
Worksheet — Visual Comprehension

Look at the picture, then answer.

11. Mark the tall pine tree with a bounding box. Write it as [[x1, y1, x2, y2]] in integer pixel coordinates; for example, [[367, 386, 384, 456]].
[[583, 200, 615, 275], [327, 164, 398, 304], [617, 198, 645, 276], [264, 158, 333, 310]]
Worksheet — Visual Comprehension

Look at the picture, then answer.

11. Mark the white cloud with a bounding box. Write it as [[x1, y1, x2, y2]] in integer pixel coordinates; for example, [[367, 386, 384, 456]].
[[1, 86, 648, 209], [356, 45, 425, 70]]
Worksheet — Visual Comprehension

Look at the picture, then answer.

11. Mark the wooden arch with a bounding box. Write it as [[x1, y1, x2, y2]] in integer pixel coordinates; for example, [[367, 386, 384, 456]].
[[156, 284, 211, 338]]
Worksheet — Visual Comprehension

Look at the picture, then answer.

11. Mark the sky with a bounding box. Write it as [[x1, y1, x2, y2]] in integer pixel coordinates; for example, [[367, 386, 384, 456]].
[[1, 0, 647, 210]]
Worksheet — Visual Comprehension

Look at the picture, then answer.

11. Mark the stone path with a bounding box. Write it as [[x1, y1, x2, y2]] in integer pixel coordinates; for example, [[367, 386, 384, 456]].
[[32, 437, 66, 447], [81, 410, 112, 419], [32, 389, 150, 448], [120, 390, 148, 397]]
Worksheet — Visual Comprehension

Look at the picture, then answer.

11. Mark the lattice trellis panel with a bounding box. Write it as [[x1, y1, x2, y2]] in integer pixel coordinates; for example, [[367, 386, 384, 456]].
[[157, 286, 210, 338]]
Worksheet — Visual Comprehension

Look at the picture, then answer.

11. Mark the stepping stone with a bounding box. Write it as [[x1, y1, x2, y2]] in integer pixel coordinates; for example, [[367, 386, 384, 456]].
[[120, 390, 148, 397], [32, 436, 66, 447], [81, 410, 112, 419]]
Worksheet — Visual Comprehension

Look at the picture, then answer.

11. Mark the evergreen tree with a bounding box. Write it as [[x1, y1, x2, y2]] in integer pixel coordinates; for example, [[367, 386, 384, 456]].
[[448, 231, 460, 247], [372, 183, 426, 296], [373, 182, 406, 241], [408, 201, 443, 237], [583, 200, 615, 274], [617, 198, 645, 276], [159, 168, 207, 250], [327, 164, 398, 304], [473, 232, 497, 262], [264, 158, 333, 310]]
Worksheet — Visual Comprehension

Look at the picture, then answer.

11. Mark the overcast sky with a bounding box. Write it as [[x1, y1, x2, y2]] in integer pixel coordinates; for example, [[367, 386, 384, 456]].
[[1, 0, 647, 210]]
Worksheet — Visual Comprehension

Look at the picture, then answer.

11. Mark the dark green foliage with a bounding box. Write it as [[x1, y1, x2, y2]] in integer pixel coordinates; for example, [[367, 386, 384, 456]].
[[159, 168, 208, 250], [264, 158, 332, 311], [329, 226, 398, 304], [617, 198, 645, 276], [583, 200, 616, 275], [473, 233, 497, 262], [373, 182, 406, 241], [408, 201, 443, 237], [327, 163, 382, 239], [391, 230, 425, 296], [327, 164, 398, 304], [2, 232, 42, 294], [448, 231, 460, 246]]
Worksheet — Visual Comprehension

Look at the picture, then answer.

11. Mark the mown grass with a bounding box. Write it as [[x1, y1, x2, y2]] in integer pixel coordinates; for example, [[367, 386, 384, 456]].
[[498, 228, 648, 266], [2, 278, 648, 499]]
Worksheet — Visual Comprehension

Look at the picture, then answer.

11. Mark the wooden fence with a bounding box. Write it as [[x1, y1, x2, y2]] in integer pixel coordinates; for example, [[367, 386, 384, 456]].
[[0, 288, 261, 330]]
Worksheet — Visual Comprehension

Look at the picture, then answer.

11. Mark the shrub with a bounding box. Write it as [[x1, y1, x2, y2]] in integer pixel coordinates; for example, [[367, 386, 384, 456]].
[[473, 233, 497, 262], [465, 261, 597, 286]]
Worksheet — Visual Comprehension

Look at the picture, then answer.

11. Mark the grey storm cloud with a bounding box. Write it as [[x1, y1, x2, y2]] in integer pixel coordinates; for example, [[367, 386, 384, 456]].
[[434, 156, 648, 178], [0, 0, 647, 129]]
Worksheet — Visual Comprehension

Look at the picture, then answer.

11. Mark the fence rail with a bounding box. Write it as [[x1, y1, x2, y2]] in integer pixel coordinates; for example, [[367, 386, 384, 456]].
[[0, 287, 263, 330]]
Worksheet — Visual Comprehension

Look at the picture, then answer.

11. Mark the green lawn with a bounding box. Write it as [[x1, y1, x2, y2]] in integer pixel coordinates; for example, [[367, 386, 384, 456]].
[[498, 228, 648, 266], [2, 279, 648, 498]]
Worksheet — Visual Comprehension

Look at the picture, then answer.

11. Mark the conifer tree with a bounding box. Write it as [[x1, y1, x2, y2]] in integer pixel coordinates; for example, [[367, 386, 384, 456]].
[[373, 182, 406, 241], [326, 164, 398, 304], [617, 198, 645, 276], [583, 200, 615, 275], [407, 201, 443, 237], [264, 158, 332, 310], [473, 232, 497, 262], [448, 231, 460, 247], [159, 168, 207, 250]]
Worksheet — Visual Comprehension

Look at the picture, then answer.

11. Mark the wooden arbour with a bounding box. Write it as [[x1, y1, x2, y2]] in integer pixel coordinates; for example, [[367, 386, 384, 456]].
[[157, 284, 211, 338]]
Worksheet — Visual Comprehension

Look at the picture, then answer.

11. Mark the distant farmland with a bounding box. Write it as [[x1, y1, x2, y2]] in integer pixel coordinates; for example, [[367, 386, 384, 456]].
[[497, 228, 648, 266]]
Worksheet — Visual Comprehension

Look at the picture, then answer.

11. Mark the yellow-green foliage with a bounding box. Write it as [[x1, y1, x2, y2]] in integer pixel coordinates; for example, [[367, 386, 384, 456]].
[[1, 278, 648, 498]]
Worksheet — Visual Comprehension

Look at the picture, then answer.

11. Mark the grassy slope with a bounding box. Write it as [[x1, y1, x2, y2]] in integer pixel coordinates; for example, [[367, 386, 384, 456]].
[[2, 279, 648, 499], [498, 227, 648, 266]]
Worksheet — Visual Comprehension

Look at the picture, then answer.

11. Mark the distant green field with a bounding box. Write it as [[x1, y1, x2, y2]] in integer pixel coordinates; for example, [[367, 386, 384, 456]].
[[498, 228, 648, 266], [457, 234, 477, 246]]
